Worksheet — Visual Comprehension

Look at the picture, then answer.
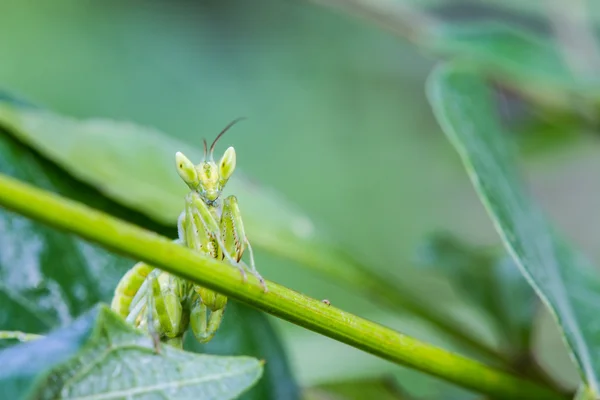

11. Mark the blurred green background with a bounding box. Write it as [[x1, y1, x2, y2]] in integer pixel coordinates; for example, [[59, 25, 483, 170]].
[[2, 0, 599, 398]]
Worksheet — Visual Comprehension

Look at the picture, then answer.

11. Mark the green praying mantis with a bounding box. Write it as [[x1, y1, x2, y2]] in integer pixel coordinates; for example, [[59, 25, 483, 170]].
[[110, 118, 267, 349]]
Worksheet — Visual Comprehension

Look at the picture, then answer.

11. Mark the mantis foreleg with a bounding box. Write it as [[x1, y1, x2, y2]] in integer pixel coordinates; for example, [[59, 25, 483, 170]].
[[186, 192, 248, 282], [190, 299, 225, 343], [221, 195, 266, 290], [111, 261, 154, 318]]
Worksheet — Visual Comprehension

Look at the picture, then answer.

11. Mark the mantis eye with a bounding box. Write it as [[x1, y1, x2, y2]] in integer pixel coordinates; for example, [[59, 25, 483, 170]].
[[219, 146, 236, 181], [175, 152, 199, 188]]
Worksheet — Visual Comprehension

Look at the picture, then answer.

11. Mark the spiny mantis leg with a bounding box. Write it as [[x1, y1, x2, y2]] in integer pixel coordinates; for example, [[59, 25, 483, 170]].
[[184, 193, 231, 342], [139, 270, 186, 352], [185, 192, 248, 282], [150, 272, 184, 340], [221, 195, 267, 292], [190, 298, 225, 343], [111, 261, 154, 318], [127, 270, 155, 324], [112, 238, 185, 323], [145, 271, 161, 352]]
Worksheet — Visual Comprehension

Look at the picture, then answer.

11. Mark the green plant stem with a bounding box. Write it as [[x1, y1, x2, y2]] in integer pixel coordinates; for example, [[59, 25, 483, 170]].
[[254, 231, 509, 364], [0, 173, 564, 400]]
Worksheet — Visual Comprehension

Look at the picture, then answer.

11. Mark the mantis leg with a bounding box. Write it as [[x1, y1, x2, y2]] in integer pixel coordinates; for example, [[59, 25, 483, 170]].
[[150, 272, 188, 351], [221, 195, 267, 292], [190, 296, 226, 343], [111, 238, 183, 320], [111, 261, 154, 318], [186, 192, 248, 282], [145, 272, 161, 352], [151, 272, 185, 339]]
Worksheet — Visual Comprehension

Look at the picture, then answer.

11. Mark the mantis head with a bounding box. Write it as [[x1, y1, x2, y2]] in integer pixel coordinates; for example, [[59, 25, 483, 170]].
[[176, 118, 244, 203]]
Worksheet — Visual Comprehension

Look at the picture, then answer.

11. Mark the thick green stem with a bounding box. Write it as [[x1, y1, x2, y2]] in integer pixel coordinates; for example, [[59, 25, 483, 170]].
[[0, 173, 564, 400], [253, 231, 509, 364]]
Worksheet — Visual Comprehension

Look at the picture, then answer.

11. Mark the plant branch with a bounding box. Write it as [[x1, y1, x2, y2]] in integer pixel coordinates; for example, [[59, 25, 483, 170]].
[[0, 173, 564, 400], [253, 231, 509, 364]]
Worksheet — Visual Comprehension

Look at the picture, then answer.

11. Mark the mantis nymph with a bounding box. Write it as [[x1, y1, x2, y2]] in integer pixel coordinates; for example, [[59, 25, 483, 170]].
[[110, 118, 267, 349]]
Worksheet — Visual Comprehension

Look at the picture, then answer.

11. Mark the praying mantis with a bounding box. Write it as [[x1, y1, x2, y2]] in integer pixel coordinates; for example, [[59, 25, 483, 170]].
[[110, 118, 267, 349]]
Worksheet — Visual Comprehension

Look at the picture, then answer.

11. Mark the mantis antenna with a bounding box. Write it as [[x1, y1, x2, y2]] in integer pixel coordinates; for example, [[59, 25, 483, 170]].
[[202, 139, 208, 160], [209, 117, 247, 159]]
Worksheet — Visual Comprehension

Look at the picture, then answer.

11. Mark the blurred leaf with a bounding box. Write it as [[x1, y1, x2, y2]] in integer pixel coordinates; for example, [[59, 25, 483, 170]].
[[303, 372, 478, 400], [0, 0, 524, 387], [0, 128, 298, 398], [286, 312, 482, 400], [0, 97, 318, 238], [324, 0, 600, 109], [533, 308, 580, 391], [185, 301, 300, 400], [303, 378, 407, 400], [428, 63, 600, 395], [393, 368, 477, 400], [0, 125, 134, 337], [415, 232, 536, 354], [0, 96, 356, 283], [0, 304, 263, 400], [511, 110, 584, 156], [425, 22, 600, 109], [0, 92, 499, 364]]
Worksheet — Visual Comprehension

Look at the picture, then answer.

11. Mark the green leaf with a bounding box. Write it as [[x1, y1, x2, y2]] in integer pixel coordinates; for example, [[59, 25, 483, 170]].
[[415, 232, 536, 354], [0, 122, 137, 336], [427, 63, 600, 393], [393, 368, 477, 400], [185, 301, 300, 400], [0, 93, 501, 365], [0, 95, 362, 301], [0, 1, 519, 386], [0, 127, 298, 398], [426, 23, 600, 102], [304, 378, 406, 400], [0, 99, 317, 240], [0, 304, 263, 400]]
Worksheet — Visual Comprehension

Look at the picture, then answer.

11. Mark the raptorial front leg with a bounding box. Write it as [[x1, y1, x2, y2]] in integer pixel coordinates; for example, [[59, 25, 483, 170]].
[[145, 272, 161, 353], [186, 192, 248, 282], [190, 297, 226, 343], [243, 239, 267, 292], [143, 271, 186, 352], [111, 261, 154, 318], [150, 273, 184, 340], [221, 195, 267, 292], [112, 238, 184, 321]]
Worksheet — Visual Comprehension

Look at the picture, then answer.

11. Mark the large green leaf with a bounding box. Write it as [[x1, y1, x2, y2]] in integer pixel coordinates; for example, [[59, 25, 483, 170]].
[[324, 0, 600, 109], [0, 99, 317, 238], [0, 127, 136, 336], [415, 232, 536, 354], [426, 23, 600, 103], [0, 304, 263, 400], [185, 301, 300, 400], [0, 0, 559, 384], [0, 130, 298, 398], [0, 94, 498, 364], [427, 63, 600, 393], [0, 98, 366, 290], [304, 378, 406, 400]]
